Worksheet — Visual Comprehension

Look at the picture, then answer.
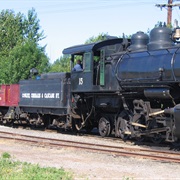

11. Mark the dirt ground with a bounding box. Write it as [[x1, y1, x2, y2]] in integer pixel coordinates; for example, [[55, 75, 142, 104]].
[[0, 137, 180, 180]]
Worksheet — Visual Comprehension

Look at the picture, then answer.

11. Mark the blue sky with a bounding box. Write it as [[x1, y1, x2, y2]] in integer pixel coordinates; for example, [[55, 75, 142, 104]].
[[1, 0, 180, 63]]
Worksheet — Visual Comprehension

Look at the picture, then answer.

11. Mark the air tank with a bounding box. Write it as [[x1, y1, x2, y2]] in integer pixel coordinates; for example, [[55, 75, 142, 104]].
[[128, 31, 149, 51], [147, 26, 174, 51]]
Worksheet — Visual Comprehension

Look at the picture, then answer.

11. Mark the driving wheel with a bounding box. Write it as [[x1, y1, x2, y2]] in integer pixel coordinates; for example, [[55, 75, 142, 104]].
[[98, 116, 111, 137], [116, 117, 130, 140]]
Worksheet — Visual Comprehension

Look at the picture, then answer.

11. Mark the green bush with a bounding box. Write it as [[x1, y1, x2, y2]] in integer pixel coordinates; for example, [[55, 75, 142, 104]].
[[1, 152, 11, 159]]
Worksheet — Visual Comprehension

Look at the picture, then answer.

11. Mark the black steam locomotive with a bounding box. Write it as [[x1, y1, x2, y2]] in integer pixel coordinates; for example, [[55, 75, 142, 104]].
[[2, 24, 180, 144]]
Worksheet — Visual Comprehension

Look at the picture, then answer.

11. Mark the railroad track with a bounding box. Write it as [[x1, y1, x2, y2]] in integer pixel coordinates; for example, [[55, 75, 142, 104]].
[[8, 124, 172, 148], [0, 130, 180, 163]]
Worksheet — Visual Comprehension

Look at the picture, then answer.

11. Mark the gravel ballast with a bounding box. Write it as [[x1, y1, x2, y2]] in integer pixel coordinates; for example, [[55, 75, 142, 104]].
[[0, 125, 180, 179]]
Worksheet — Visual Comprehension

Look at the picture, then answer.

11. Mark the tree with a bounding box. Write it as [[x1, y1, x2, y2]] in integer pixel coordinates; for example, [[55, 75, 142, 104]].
[[84, 32, 109, 44], [0, 9, 49, 84], [0, 41, 49, 84], [49, 56, 70, 73], [23, 8, 45, 43], [0, 10, 23, 54]]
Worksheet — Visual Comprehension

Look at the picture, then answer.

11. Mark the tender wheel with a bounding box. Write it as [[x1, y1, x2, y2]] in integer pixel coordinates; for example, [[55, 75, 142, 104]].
[[98, 116, 111, 137]]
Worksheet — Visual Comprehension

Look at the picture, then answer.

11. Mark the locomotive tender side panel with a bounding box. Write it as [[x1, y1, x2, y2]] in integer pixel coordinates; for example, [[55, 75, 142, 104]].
[[19, 73, 71, 115]]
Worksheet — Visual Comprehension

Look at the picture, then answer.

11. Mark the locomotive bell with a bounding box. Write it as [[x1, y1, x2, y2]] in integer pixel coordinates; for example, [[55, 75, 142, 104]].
[[173, 28, 180, 39]]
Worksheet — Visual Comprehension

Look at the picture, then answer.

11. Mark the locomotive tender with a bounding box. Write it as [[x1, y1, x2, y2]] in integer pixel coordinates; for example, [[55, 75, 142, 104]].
[[1, 24, 180, 144]]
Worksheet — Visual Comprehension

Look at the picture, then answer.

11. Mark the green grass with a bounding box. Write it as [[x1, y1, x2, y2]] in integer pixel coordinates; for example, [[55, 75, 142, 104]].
[[0, 152, 73, 180]]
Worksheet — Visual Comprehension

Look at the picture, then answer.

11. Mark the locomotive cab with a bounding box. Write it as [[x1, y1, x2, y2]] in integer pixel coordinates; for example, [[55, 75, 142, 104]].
[[70, 51, 93, 92], [63, 38, 129, 132], [63, 38, 127, 93]]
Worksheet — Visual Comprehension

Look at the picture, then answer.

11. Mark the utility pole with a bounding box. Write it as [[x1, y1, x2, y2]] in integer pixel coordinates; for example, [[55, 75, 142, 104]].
[[156, 0, 180, 26], [167, 0, 173, 25]]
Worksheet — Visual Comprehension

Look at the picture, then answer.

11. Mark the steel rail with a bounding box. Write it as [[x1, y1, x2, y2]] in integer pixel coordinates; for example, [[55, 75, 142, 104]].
[[0, 130, 180, 163]]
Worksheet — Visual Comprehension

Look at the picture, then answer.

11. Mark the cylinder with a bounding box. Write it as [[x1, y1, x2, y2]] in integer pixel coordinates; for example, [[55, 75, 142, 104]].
[[144, 88, 171, 99]]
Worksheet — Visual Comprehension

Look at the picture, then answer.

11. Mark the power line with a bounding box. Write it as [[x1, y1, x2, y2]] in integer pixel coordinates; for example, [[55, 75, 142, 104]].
[[10, 1, 158, 12], [28, 2, 157, 14], [3, 1, 169, 16]]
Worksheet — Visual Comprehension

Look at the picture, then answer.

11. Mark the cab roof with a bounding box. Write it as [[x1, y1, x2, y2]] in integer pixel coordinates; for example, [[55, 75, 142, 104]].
[[62, 38, 124, 55]]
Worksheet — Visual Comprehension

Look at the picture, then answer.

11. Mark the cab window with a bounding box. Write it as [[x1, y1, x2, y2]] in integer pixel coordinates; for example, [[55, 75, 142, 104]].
[[83, 52, 91, 72]]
